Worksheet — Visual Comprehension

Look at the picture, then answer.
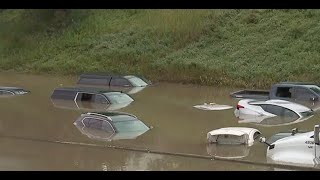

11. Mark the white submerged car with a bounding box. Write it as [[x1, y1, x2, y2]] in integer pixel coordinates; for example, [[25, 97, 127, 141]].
[[207, 127, 261, 146], [260, 125, 320, 168], [235, 99, 314, 122]]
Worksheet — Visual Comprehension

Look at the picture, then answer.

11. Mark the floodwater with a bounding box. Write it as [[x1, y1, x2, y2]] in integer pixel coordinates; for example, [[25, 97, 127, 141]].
[[0, 72, 319, 171]]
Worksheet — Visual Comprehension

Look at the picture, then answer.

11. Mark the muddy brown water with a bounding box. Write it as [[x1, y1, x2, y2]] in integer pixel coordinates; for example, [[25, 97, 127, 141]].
[[0, 72, 319, 171]]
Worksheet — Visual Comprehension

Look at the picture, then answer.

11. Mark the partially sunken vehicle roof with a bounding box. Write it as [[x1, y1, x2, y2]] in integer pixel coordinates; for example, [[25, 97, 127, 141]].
[[79, 73, 151, 84], [80, 73, 147, 79], [80, 73, 123, 79], [0, 87, 30, 94], [54, 87, 124, 94]]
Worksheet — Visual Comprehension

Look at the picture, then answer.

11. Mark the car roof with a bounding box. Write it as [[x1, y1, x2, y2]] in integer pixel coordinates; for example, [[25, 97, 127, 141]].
[[79, 73, 150, 84], [80, 73, 143, 79], [208, 127, 260, 137], [80, 73, 124, 79], [251, 99, 311, 113], [54, 87, 123, 94]]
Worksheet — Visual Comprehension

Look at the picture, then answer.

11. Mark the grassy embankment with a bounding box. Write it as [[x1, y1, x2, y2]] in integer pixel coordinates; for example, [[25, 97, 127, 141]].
[[1, 9, 320, 88]]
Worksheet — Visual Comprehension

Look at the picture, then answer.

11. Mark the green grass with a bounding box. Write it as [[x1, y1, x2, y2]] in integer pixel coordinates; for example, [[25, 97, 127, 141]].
[[1, 9, 320, 88]]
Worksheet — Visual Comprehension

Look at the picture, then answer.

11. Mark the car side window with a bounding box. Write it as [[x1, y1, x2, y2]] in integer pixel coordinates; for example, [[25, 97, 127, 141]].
[[101, 121, 114, 132], [260, 105, 299, 118], [110, 78, 132, 87], [94, 94, 109, 104], [258, 104, 267, 110], [282, 108, 299, 119], [294, 87, 315, 100], [82, 118, 103, 130], [51, 90, 76, 100], [260, 105, 283, 116], [76, 93, 94, 102], [275, 87, 292, 98]]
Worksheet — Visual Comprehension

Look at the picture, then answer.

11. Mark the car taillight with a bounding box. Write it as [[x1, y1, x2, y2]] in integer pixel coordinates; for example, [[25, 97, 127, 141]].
[[236, 104, 244, 110]]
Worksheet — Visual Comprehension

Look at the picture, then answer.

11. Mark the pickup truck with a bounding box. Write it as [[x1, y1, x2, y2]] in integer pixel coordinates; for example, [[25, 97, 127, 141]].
[[230, 82, 320, 102], [260, 125, 320, 168]]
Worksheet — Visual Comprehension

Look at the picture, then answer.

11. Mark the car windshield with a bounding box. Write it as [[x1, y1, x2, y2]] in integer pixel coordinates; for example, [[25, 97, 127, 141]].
[[113, 120, 149, 132], [300, 110, 314, 118], [104, 92, 134, 104], [125, 76, 148, 87]]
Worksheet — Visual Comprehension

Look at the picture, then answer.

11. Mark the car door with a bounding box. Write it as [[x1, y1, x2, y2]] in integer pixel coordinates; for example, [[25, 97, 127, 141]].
[[293, 87, 317, 101]]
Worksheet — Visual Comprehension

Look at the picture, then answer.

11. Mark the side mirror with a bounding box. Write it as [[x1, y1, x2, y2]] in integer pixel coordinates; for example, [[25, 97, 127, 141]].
[[314, 125, 320, 145], [259, 137, 266, 143], [259, 137, 272, 147], [291, 128, 298, 135]]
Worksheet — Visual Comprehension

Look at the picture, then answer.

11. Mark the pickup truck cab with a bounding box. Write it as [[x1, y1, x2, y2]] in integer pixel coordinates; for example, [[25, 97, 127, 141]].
[[231, 82, 320, 102], [260, 125, 320, 168]]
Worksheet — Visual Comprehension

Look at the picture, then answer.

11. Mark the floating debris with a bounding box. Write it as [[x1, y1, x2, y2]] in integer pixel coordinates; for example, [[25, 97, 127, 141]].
[[193, 103, 233, 111]]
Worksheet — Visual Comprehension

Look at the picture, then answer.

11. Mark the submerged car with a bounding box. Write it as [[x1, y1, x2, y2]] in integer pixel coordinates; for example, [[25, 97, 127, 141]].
[[235, 99, 314, 120], [207, 127, 261, 146], [76, 74, 151, 94], [74, 112, 151, 141], [260, 125, 320, 168], [51, 87, 134, 105], [77, 73, 151, 87], [236, 112, 314, 127], [0, 87, 30, 97], [230, 82, 320, 102]]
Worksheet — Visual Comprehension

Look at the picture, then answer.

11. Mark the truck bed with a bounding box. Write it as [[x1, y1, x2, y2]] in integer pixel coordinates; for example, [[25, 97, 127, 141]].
[[230, 90, 270, 100]]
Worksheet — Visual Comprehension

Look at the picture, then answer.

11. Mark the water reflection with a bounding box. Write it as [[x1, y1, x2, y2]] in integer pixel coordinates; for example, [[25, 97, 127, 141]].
[[1, 72, 319, 170], [75, 125, 149, 141], [0, 137, 271, 171], [206, 144, 250, 159]]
